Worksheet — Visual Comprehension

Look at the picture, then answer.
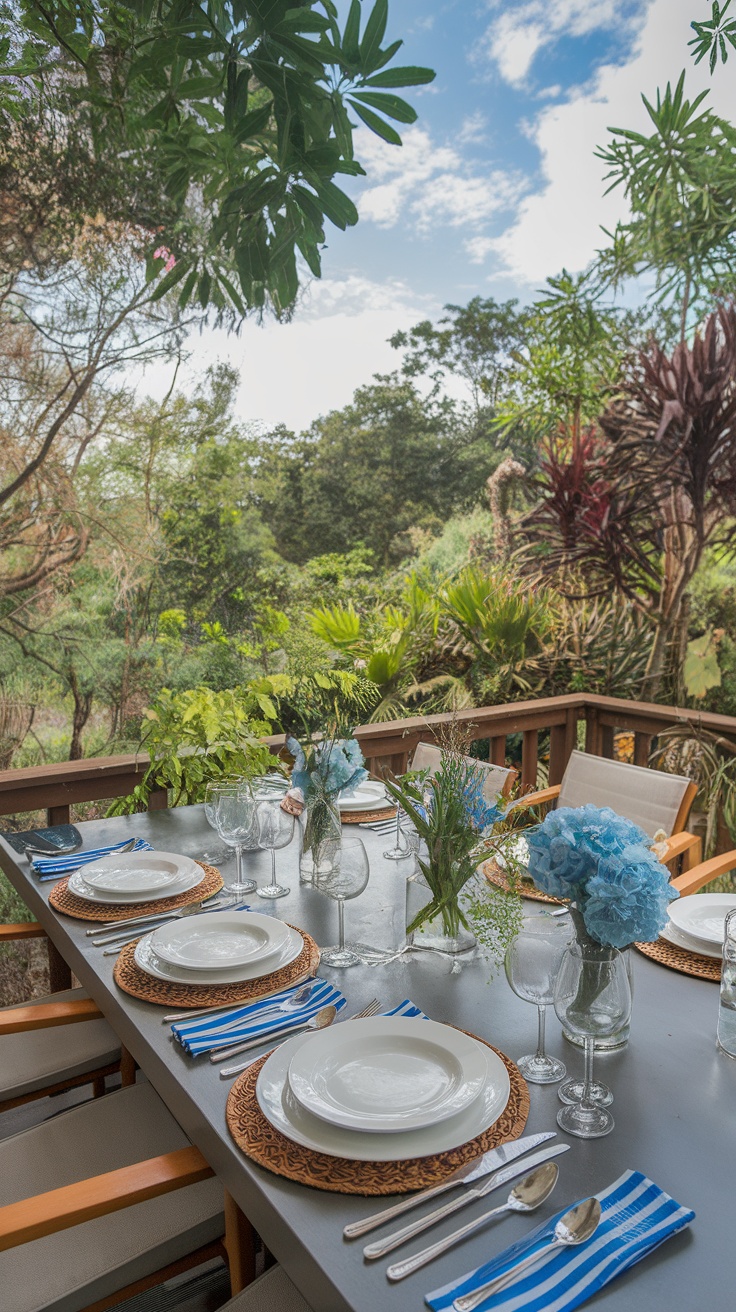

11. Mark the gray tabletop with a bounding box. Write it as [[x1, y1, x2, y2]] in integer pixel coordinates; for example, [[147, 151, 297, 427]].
[[1, 806, 732, 1311]]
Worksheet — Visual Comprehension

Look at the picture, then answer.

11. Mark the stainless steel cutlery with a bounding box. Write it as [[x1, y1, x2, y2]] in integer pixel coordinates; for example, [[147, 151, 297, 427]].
[[219, 998, 383, 1077]]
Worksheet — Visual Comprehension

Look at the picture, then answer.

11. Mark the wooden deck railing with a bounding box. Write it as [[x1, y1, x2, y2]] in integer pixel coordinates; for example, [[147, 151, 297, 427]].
[[1, 693, 735, 826]]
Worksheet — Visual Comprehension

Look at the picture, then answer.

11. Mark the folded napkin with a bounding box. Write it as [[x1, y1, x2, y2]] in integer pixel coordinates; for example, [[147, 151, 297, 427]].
[[426, 1169, 694, 1312], [172, 978, 348, 1055], [32, 837, 154, 879]]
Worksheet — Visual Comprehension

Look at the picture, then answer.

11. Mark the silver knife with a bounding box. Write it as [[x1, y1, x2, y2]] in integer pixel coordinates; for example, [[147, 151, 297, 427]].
[[342, 1131, 556, 1240], [363, 1143, 569, 1261]]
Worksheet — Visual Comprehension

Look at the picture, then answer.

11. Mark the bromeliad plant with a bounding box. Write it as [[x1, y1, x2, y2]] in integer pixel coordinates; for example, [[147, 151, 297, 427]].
[[386, 753, 523, 962]]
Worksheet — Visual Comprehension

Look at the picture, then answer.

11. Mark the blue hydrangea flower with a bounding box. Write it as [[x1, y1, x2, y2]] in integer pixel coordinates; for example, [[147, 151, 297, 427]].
[[583, 844, 677, 948], [287, 736, 367, 800]]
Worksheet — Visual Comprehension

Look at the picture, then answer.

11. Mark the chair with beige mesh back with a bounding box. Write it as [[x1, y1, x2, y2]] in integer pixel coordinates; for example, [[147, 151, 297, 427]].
[[512, 748, 701, 870], [409, 741, 517, 806], [0, 921, 124, 1115]]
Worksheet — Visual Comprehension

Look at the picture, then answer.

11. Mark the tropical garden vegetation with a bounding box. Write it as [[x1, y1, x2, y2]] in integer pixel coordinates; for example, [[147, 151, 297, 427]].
[[0, 1, 735, 858]]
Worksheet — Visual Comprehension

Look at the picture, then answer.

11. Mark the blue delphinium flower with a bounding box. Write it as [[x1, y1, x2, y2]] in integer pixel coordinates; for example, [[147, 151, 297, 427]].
[[462, 766, 507, 835], [584, 844, 676, 948], [526, 803, 678, 947]]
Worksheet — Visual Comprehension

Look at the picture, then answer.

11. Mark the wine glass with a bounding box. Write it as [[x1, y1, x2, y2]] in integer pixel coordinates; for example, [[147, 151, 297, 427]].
[[255, 798, 294, 900], [553, 943, 631, 1138], [384, 804, 408, 860], [504, 914, 572, 1084], [314, 836, 369, 968], [202, 781, 233, 865], [214, 784, 257, 897]]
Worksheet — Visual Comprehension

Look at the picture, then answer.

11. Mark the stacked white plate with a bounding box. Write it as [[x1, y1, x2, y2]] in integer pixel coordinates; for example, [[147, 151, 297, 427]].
[[256, 1016, 510, 1161], [69, 852, 205, 904], [661, 894, 736, 960], [337, 781, 388, 812], [134, 911, 304, 985]]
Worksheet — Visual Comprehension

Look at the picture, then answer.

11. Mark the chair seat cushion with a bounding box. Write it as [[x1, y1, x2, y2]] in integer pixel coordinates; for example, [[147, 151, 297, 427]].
[[227, 1266, 314, 1312], [0, 988, 120, 1102], [0, 1082, 224, 1312]]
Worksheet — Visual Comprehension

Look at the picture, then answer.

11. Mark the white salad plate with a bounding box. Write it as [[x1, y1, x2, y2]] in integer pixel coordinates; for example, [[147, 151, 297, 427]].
[[660, 920, 722, 959], [134, 925, 304, 986], [69, 854, 204, 904], [287, 1016, 487, 1133], [337, 782, 387, 813], [257, 1022, 510, 1161], [668, 893, 736, 949], [151, 911, 290, 971]]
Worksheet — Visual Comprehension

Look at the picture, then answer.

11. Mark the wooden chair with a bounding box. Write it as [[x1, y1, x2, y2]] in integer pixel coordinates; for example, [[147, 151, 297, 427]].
[[0, 921, 124, 1114], [409, 742, 517, 803], [510, 749, 701, 871], [225, 1266, 313, 1310], [670, 849, 736, 898], [0, 1064, 255, 1312]]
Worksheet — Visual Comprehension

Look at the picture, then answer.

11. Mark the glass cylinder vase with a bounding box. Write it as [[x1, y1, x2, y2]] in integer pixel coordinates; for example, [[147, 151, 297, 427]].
[[405, 871, 476, 957], [299, 792, 342, 884], [562, 913, 634, 1051]]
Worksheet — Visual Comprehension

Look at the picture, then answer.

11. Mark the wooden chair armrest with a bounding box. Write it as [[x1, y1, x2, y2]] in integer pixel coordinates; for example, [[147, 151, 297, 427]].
[[659, 830, 703, 872], [506, 785, 561, 812], [0, 998, 102, 1036], [672, 849, 736, 898], [0, 923, 46, 942], [0, 1146, 213, 1251]]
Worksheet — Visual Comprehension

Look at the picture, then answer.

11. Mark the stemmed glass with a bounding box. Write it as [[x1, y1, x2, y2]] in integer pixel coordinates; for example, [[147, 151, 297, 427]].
[[255, 799, 294, 900], [214, 784, 257, 897], [202, 781, 232, 865], [553, 943, 631, 1138], [314, 836, 370, 968], [505, 914, 572, 1084], [384, 805, 408, 861]]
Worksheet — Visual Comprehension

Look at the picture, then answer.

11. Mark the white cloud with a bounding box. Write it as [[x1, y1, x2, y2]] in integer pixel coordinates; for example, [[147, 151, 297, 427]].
[[458, 111, 488, 144], [490, 0, 736, 284], [480, 1, 633, 86], [356, 125, 525, 235], [137, 275, 436, 432]]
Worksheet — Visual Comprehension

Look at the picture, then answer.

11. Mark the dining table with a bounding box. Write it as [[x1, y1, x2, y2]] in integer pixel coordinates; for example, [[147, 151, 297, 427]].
[[1, 803, 734, 1312]]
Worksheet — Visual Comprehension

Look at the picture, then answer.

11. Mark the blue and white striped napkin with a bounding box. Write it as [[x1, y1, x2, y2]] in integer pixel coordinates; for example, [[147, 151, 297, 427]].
[[426, 1169, 695, 1312], [172, 990, 427, 1057], [32, 837, 154, 880]]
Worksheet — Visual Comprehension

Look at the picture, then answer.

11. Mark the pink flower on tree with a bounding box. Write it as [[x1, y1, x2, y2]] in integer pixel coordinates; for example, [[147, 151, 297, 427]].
[[154, 246, 176, 273]]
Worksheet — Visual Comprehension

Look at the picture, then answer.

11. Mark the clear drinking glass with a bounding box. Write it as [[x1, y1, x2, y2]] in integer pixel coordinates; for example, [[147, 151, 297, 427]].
[[717, 908, 736, 1059], [384, 805, 408, 861], [553, 943, 631, 1138], [214, 784, 257, 896], [504, 914, 572, 1084], [314, 836, 370, 968], [202, 781, 233, 865], [255, 799, 294, 900]]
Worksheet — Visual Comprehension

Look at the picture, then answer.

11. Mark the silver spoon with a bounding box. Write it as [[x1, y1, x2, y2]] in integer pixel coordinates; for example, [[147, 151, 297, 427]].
[[386, 1161, 560, 1283], [452, 1194, 602, 1311], [217, 1004, 339, 1072]]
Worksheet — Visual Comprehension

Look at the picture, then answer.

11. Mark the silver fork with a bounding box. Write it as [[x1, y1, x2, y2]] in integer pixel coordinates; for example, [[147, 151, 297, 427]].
[[167, 981, 319, 1038], [219, 999, 382, 1077]]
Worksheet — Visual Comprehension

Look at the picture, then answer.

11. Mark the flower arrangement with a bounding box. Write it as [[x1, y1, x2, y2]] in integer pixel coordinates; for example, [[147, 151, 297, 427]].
[[526, 804, 677, 949], [286, 734, 367, 801]]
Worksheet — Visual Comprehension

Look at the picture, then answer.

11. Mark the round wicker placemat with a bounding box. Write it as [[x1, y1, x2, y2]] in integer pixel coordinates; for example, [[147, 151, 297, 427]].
[[226, 1036, 529, 1196], [634, 938, 720, 982], [48, 861, 224, 923], [113, 926, 320, 1008], [481, 858, 563, 906], [340, 806, 397, 825]]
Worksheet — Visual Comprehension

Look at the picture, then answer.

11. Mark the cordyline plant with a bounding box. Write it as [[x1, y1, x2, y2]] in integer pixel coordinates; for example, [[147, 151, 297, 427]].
[[522, 302, 736, 698]]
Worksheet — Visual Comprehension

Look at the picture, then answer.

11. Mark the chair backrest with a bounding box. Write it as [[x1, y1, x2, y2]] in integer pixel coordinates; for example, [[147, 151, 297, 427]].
[[409, 742, 515, 804], [557, 749, 694, 839]]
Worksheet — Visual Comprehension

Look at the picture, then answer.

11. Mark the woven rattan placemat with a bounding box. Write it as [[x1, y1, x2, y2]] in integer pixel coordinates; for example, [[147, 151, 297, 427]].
[[634, 937, 720, 982], [340, 806, 397, 825], [481, 857, 563, 906], [48, 861, 223, 922], [226, 1036, 529, 1196], [113, 926, 320, 1007]]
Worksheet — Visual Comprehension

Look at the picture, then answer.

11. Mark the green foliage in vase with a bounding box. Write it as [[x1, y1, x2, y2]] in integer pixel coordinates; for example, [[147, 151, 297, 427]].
[[108, 685, 279, 813]]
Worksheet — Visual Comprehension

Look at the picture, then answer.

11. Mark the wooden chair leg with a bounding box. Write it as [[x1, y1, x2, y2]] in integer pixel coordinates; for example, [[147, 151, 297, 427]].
[[47, 939, 72, 993], [224, 1190, 256, 1295], [119, 1047, 136, 1087], [92, 1076, 106, 1098], [684, 836, 703, 871]]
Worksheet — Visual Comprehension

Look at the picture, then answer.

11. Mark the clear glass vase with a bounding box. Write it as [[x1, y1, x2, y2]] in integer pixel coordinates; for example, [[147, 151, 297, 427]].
[[562, 947, 633, 1052], [405, 871, 476, 957], [299, 793, 342, 884]]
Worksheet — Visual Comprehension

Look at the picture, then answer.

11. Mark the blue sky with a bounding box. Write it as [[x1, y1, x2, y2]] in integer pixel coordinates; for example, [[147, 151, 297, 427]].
[[177, 0, 736, 430]]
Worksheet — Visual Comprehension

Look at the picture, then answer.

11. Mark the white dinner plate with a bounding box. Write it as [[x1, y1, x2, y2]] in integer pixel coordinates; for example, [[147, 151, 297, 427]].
[[79, 851, 200, 898], [495, 834, 530, 874], [337, 783, 387, 813], [287, 1017, 487, 1133], [668, 893, 736, 948], [151, 911, 290, 971], [134, 925, 304, 986], [257, 1022, 510, 1161], [660, 920, 722, 960], [69, 855, 204, 905]]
